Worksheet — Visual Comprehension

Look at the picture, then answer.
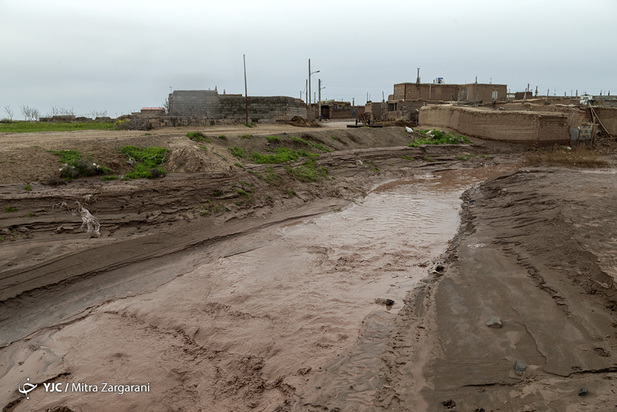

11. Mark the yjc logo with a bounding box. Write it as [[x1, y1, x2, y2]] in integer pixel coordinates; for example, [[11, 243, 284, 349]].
[[18, 377, 38, 399]]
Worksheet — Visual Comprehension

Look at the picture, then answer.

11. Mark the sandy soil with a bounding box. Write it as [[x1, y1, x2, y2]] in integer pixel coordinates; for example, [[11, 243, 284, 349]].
[[2, 123, 616, 411]]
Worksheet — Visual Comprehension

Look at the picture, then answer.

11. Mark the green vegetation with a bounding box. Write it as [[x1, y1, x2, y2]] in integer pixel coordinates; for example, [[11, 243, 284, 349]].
[[4, 206, 17, 213], [251, 147, 317, 164], [239, 134, 253, 139], [121, 146, 169, 179], [230, 146, 247, 159], [199, 145, 208, 152], [102, 175, 119, 181], [217, 135, 227, 140], [23, 184, 32, 191], [423, 156, 436, 162], [50, 150, 82, 163], [457, 154, 472, 161], [234, 162, 245, 169], [0, 121, 115, 133], [266, 135, 281, 143], [25, 212, 36, 218], [401, 155, 416, 161], [264, 167, 282, 185], [285, 158, 329, 182], [290, 136, 331, 152], [51, 149, 112, 179], [409, 129, 471, 147], [245, 123, 256, 128], [284, 188, 297, 197], [186, 131, 210, 142]]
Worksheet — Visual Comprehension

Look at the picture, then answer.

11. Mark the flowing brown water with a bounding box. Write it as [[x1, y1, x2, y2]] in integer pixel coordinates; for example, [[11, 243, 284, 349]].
[[0, 166, 516, 411]]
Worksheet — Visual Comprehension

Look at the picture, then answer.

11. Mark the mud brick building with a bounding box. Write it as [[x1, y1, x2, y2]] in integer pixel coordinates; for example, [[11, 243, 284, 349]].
[[391, 82, 507, 103]]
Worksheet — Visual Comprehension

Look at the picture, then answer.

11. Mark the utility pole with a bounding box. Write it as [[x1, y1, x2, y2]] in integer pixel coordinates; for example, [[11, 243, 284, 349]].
[[307, 59, 320, 120], [308, 59, 311, 111], [243, 54, 248, 125]]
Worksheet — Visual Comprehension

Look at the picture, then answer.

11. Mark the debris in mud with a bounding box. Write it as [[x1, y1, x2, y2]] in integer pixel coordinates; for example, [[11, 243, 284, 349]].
[[514, 360, 527, 375], [442, 399, 457, 409], [375, 298, 395, 306], [53, 200, 100, 237], [485, 316, 503, 328], [578, 387, 589, 396]]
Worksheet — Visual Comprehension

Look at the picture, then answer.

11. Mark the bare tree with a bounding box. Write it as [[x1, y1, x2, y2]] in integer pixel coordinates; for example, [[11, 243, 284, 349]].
[[4, 105, 14, 120], [20, 105, 40, 121]]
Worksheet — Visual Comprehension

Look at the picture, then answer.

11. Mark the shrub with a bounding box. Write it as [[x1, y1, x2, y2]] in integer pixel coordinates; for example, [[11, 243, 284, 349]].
[[218, 135, 227, 140], [239, 134, 253, 139], [409, 129, 470, 147], [121, 146, 169, 179], [23, 184, 31, 191], [266, 135, 281, 143], [52, 150, 112, 179]]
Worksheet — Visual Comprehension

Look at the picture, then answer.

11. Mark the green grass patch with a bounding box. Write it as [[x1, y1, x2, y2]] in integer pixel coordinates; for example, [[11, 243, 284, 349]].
[[239, 134, 253, 139], [285, 158, 329, 182], [234, 162, 245, 169], [121, 146, 169, 179], [266, 135, 281, 143], [230, 146, 247, 158], [290, 136, 331, 152], [186, 131, 210, 142], [401, 155, 416, 161], [423, 156, 436, 162], [251, 147, 319, 164], [0, 121, 115, 133], [409, 129, 471, 147], [50, 150, 82, 163], [4, 206, 17, 213], [102, 175, 119, 181], [199, 145, 208, 152], [264, 167, 282, 185], [218, 135, 227, 140], [23, 184, 32, 191]]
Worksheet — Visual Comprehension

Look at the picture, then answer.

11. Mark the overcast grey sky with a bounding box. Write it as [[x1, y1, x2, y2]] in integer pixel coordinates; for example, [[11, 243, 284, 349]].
[[1, 0, 616, 119]]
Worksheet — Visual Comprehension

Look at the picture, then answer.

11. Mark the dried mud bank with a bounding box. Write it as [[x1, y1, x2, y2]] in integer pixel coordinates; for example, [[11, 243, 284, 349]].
[[378, 168, 617, 412]]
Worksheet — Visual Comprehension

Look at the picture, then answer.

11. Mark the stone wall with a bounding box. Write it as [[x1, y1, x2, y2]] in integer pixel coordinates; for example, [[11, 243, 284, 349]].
[[168, 90, 306, 123], [419, 105, 570, 146]]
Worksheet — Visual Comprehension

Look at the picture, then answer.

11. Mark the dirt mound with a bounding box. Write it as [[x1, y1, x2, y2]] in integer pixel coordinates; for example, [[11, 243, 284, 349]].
[[166, 140, 234, 173], [288, 116, 321, 128]]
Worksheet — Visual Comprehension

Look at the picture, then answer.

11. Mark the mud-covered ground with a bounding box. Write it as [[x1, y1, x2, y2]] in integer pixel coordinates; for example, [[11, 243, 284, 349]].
[[1, 122, 616, 411]]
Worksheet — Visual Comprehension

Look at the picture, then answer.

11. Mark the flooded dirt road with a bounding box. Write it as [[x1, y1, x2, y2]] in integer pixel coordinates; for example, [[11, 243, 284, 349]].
[[1, 165, 515, 411]]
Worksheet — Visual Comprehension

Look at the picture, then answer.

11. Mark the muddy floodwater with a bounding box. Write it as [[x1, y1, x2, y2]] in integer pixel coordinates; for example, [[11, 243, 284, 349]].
[[1, 165, 516, 411]]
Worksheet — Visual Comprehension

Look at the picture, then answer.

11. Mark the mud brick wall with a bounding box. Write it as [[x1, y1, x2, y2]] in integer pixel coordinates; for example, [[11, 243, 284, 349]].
[[419, 105, 570, 146], [593, 107, 617, 135], [169, 90, 306, 123], [219, 95, 307, 122]]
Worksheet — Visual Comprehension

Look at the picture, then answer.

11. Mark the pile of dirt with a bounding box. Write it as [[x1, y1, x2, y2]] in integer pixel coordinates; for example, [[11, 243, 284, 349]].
[[287, 116, 321, 128]]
